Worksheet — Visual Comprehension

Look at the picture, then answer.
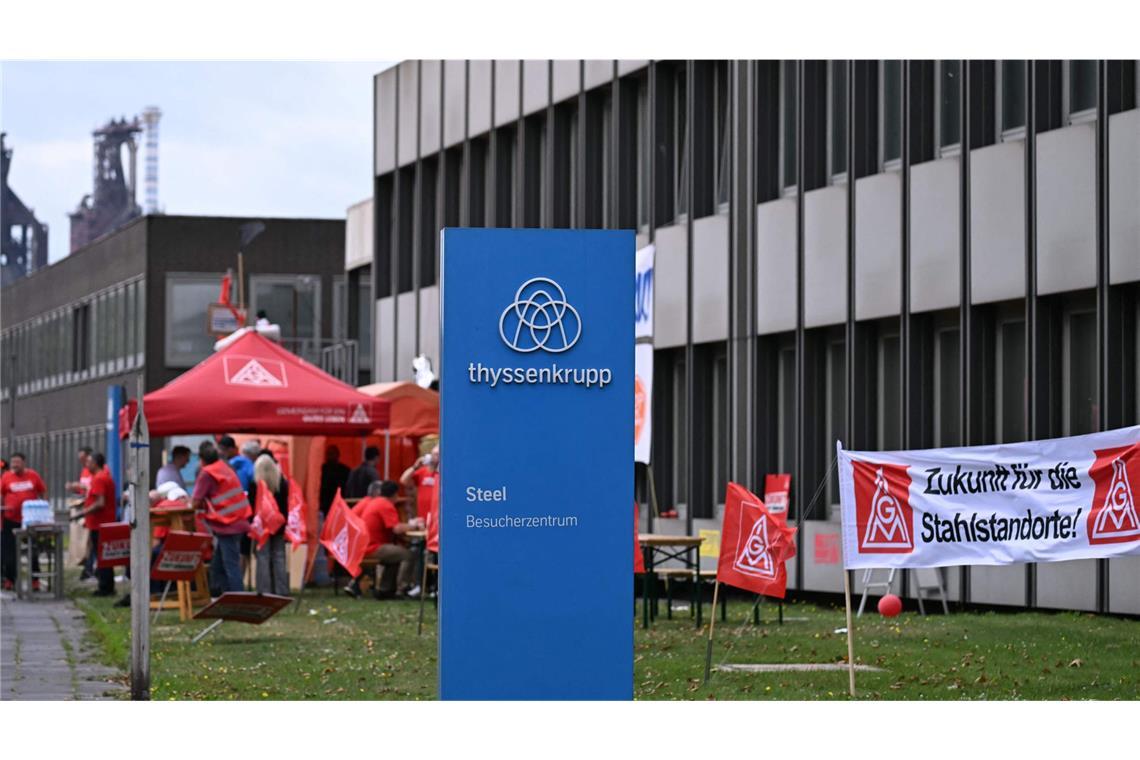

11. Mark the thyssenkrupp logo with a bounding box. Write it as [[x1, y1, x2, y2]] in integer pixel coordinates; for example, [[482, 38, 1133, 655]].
[[499, 277, 581, 353]]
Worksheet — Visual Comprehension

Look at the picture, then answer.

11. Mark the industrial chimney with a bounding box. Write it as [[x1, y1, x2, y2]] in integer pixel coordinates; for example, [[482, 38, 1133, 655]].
[[142, 106, 161, 215]]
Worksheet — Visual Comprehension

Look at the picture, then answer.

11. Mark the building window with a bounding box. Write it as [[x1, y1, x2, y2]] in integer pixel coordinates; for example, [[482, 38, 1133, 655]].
[[909, 61, 936, 164], [825, 335, 846, 505], [633, 74, 650, 229], [165, 274, 224, 368], [443, 146, 462, 230], [691, 61, 728, 217], [777, 341, 796, 476], [1108, 60, 1137, 114], [829, 60, 848, 182], [674, 66, 689, 221], [396, 166, 415, 293], [356, 273, 372, 371], [780, 60, 798, 193], [551, 102, 578, 228], [1068, 60, 1098, 121], [710, 348, 729, 515], [995, 316, 1026, 444], [494, 125, 516, 227], [124, 282, 135, 368], [250, 275, 322, 362], [1063, 308, 1097, 436], [135, 278, 146, 367], [375, 174, 394, 298], [881, 60, 902, 168], [672, 353, 688, 513], [522, 113, 544, 228], [877, 329, 901, 450], [418, 157, 438, 286], [967, 60, 997, 149], [934, 324, 961, 446], [466, 137, 488, 227], [937, 60, 961, 155], [1000, 60, 1027, 137], [584, 89, 612, 227], [72, 302, 90, 374]]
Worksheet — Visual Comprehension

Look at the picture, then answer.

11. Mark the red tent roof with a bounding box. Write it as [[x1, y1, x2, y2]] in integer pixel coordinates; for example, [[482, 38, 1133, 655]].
[[357, 381, 439, 438], [122, 330, 389, 436]]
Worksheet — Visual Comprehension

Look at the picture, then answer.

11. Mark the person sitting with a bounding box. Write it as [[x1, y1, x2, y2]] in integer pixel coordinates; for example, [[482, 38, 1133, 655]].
[[346, 480, 422, 599]]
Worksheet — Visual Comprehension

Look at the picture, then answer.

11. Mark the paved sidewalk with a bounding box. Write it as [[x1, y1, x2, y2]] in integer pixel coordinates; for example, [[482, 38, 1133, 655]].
[[1, 591, 127, 700]]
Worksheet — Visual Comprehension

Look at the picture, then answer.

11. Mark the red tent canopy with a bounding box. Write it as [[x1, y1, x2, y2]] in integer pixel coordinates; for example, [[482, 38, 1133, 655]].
[[121, 330, 390, 436], [357, 381, 439, 438]]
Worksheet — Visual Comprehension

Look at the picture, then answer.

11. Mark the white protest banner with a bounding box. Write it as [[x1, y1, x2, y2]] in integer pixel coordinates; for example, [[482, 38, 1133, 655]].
[[635, 244, 654, 340], [634, 343, 653, 464], [634, 244, 654, 464], [837, 426, 1140, 569]]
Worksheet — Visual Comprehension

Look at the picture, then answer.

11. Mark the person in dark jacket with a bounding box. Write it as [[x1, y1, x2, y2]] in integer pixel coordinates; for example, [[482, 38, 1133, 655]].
[[344, 446, 381, 499]]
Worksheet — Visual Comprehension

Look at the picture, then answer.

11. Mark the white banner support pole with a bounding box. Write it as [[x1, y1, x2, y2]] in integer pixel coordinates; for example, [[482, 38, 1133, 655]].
[[843, 568, 856, 698]]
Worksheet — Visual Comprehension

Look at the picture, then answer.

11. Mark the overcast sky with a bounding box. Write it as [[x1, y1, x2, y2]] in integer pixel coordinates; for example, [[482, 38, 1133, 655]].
[[1, 61, 393, 264]]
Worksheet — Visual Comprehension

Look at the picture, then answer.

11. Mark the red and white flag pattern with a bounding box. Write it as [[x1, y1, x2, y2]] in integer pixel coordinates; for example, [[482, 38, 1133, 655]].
[[716, 483, 797, 598], [320, 489, 369, 578]]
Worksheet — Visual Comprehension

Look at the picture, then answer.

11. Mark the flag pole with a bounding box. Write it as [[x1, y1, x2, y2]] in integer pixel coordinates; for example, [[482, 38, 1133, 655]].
[[842, 568, 856, 698], [702, 579, 721, 684]]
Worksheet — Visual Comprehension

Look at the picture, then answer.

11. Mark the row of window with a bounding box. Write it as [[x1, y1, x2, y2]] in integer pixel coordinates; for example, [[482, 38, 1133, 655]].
[[651, 292, 1139, 523], [1, 278, 145, 400], [376, 60, 1137, 300], [164, 273, 325, 368]]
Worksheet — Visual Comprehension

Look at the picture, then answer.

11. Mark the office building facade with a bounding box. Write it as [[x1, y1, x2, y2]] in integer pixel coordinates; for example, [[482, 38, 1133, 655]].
[[369, 60, 1140, 613]]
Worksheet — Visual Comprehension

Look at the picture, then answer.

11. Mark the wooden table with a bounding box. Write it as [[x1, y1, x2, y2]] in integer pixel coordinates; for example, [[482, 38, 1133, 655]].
[[150, 506, 211, 621], [638, 534, 704, 630]]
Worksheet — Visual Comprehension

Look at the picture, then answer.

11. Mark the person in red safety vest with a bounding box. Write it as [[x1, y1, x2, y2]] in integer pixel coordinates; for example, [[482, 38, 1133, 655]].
[[190, 440, 251, 594]]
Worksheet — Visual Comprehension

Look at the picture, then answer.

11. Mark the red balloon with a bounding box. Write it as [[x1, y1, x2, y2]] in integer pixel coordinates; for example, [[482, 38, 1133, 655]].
[[878, 594, 903, 618]]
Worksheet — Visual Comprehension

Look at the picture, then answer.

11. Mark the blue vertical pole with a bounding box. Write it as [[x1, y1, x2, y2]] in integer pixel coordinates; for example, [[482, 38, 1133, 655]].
[[106, 385, 125, 517]]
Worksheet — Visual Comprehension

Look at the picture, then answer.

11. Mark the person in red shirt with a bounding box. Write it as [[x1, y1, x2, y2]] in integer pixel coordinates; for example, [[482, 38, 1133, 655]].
[[346, 480, 422, 599], [400, 445, 439, 520], [73, 452, 118, 596], [65, 447, 96, 578], [1, 453, 47, 588]]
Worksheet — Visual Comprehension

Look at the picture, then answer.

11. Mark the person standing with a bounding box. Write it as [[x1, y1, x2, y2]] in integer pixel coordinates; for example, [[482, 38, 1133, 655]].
[[73, 453, 118, 597], [346, 480, 422, 599], [251, 452, 290, 596], [65, 446, 95, 497], [319, 445, 350, 514], [191, 440, 252, 595], [345, 446, 381, 499], [312, 445, 351, 588], [219, 436, 258, 492], [155, 445, 191, 489], [65, 446, 96, 579], [0, 453, 47, 590], [400, 445, 439, 520]]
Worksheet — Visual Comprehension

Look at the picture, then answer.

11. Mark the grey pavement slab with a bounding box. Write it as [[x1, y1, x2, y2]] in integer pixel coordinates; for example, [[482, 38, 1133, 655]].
[[0, 590, 126, 700]]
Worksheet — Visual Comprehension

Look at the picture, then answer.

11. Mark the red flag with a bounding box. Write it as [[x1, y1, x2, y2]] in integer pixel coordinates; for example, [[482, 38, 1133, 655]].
[[633, 501, 645, 574], [320, 489, 368, 578], [284, 477, 307, 549], [219, 272, 233, 306], [248, 480, 287, 550], [425, 473, 440, 553], [763, 473, 792, 522], [716, 482, 797, 599]]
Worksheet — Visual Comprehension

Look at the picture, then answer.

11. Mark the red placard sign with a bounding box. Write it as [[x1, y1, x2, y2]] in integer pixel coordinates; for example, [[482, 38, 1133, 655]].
[[96, 522, 131, 568], [193, 592, 293, 624], [151, 531, 213, 581]]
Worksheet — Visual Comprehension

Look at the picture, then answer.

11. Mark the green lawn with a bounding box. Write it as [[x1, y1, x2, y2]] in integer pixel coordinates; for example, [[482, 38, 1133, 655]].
[[72, 585, 1139, 700]]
